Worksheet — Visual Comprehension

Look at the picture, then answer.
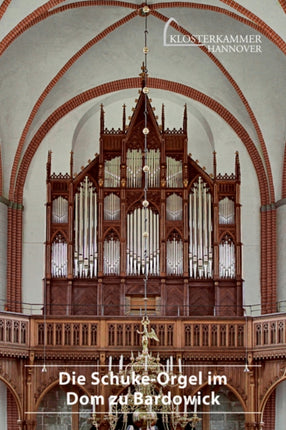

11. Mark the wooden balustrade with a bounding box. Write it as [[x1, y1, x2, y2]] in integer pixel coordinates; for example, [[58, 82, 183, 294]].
[[1, 313, 286, 357], [253, 315, 286, 347], [0, 314, 29, 346], [30, 317, 246, 350]]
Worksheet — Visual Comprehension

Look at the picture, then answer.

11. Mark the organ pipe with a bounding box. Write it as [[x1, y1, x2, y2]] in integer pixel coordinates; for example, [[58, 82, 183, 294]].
[[51, 234, 67, 277], [104, 194, 120, 220], [127, 149, 142, 188], [166, 156, 183, 187], [167, 237, 183, 275], [74, 176, 97, 277], [219, 236, 235, 278], [104, 237, 120, 275], [126, 208, 159, 275], [146, 149, 160, 187], [52, 197, 68, 223], [189, 177, 213, 278], [219, 197, 235, 224], [166, 194, 182, 220], [104, 156, 121, 187]]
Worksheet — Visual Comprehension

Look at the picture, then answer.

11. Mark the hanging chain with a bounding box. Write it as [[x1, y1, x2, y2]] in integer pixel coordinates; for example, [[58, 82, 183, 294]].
[[142, 4, 150, 316]]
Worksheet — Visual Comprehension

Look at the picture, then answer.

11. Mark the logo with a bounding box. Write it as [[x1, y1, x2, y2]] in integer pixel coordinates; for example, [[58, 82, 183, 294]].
[[163, 17, 262, 53], [163, 17, 204, 47]]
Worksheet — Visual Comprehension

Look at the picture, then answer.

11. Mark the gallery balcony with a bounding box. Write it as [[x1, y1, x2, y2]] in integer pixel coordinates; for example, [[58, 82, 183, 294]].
[[0, 306, 286, 362]]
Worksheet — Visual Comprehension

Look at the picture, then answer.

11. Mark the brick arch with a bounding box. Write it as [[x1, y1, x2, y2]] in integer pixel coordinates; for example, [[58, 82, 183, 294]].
[[0, 0, 12, 20], [1, 1, 285, 59], [8, 9, 138, 202], [278, 0, 286, 14], [15, 78, 269, 205], [6, 78, 275, 314], [217, 0, 286, 52], [0, 1, 137, 57], [152, 9, 275, 204], [7, 3, 276, 207], [8, 7, 275, 206], [260, 376, 286, 421], [0, 376, 22, 421], [153, 1, 286, 53]]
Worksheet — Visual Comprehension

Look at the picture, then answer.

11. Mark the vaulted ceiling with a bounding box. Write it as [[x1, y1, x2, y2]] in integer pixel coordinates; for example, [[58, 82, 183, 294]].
[[0, 0, 285, 204]]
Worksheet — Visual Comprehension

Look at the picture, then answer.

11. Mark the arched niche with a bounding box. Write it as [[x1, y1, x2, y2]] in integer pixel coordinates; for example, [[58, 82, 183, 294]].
[[261, 377, 286, 430], [36, 383, 91, 430], [0, 378, 21, 430], [188, 385, 245, 430]]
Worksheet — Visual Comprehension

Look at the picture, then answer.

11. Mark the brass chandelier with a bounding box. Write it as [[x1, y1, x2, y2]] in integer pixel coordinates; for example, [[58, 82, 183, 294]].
[[89, 316, 201, 430]]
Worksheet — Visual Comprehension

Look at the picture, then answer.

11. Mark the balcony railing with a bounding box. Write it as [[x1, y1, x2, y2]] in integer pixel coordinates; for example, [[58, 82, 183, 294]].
[[0, 312, 286, 359], [0, 313, 29, 346], [253, 314, 286, 347]]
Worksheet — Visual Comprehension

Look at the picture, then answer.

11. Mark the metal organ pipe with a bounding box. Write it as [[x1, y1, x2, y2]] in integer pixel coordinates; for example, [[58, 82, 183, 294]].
[[219, 237, 235, 278], [51, 234, 67, 277], [74, 176, 97, 278], [103, 237, 120, 275], [126, 208, 159, 276], [146, 149, 160, 187], [52, 197, 68, 223], [219, 197, 235, 224], [127, 149, 142, 188], [167, 236, 183, 276], [166, 194, 182, 220], [74, 194, 79, 275], [166, 156, 183, 188], [104, 194, 120, 220], [104, 156, 120, 187], [189, 177, 213, 278]]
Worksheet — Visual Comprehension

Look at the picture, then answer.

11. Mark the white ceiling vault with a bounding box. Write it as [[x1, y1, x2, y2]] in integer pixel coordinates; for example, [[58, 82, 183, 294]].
[[0, 0, 285, 203]]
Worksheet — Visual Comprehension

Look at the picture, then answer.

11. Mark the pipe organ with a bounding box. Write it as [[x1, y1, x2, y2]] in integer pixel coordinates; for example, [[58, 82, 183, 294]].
[[45, 91, 243, 316]]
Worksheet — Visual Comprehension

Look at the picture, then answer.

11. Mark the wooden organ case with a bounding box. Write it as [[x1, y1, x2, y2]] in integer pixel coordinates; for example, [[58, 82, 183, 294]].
[[45, 91, 243, 317]]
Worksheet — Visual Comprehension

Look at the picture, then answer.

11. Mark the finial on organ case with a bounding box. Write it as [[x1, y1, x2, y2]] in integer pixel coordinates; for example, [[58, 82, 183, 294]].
[[122, 104, 126, 132], [70, 151, 74, 177], [235, 151, 240, 182], [100, 104, 105, 134], [47, 150, 52, 179], [161, 103, 165, 132], [213, 151, 217, 179], [183, 103, 187, 133]]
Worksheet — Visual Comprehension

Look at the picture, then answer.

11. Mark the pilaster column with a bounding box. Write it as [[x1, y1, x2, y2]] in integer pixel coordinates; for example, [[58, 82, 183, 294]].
[[0, 198, 8, 311], [277, 200, 286, 308]]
